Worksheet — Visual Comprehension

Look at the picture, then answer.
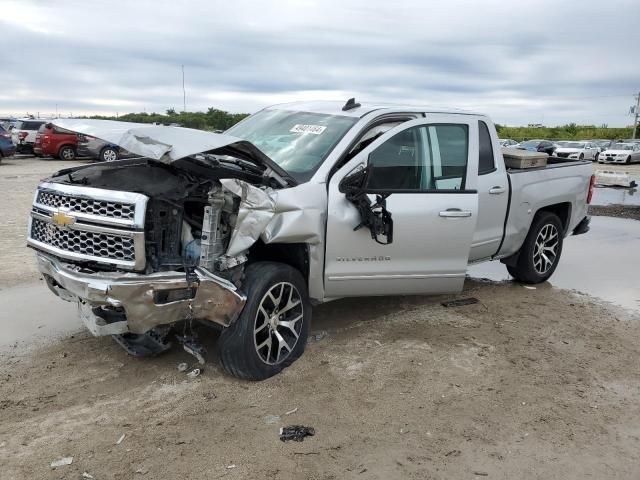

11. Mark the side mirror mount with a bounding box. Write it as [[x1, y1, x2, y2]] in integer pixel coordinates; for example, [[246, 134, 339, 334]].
[[338, 164, 394, 245], [338, 165, 369, 194]]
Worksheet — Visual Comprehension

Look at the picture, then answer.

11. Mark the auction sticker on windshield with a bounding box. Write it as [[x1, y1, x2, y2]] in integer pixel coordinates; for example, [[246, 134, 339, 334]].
[[290, 124, 327, 135]]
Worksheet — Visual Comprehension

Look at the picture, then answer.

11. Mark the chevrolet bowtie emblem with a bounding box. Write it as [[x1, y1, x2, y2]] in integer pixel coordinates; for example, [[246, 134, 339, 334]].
[[52, 210, 76, 227]]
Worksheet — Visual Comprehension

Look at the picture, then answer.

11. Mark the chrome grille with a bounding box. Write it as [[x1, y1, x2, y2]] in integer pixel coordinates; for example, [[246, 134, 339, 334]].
[[37, 190, 135, 220], [28, 183, 148, 270], [31, 218, 135, 262]]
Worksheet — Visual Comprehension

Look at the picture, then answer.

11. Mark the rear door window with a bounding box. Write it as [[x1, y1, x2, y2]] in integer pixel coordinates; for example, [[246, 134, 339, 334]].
[[478, 121, 496, 174]]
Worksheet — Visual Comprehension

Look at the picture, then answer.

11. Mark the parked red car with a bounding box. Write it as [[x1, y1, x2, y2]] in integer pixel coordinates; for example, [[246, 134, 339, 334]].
[[33, 123, 78, 160]]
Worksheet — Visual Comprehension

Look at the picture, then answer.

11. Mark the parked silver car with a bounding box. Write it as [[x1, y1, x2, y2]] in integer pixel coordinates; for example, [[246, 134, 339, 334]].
[[77, 134, 133, 161]]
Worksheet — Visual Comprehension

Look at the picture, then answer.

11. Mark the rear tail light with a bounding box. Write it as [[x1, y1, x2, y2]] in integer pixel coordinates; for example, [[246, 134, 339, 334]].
[[0, 132, 10, 139], [587, 174, 596, 204], [43, 134, 50, 141], [18, 131, 28, 139]]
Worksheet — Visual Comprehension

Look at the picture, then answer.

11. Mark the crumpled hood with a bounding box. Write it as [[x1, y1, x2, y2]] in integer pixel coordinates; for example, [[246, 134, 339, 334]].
[[51, 119, 296, 186]]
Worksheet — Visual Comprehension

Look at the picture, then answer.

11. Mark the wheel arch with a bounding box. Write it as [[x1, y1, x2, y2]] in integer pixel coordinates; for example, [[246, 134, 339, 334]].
[[535, 202, 571, 235], [501, 202, 570, 268], [247, 241, 310, 287]]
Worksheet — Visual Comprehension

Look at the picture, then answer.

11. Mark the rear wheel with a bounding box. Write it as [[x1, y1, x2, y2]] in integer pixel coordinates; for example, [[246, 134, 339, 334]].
[[507, 212, 564, 284], [58, 145, 76, 160], [218, 262, 310, 380], [100, 147, 118, 162]]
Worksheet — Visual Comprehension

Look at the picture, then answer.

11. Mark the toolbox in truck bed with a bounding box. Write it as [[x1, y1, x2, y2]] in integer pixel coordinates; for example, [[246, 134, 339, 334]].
[[502, 148, 548, 169]]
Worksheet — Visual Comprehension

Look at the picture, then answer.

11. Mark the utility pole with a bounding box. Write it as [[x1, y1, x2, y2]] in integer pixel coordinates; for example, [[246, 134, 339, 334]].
[[633, 91, 640, 139], [182, 64, 187, 113]]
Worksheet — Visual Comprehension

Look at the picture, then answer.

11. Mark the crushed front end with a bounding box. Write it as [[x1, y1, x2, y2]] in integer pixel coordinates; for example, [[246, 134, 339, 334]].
[[26, 156, 278, 355]]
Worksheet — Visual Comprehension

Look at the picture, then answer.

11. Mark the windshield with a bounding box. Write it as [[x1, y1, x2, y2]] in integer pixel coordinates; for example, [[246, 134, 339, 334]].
[[565, 142, 585, 148], [611, 143, 633, 150], [519, 140, 539, 147], [226, 109, 358, 181]]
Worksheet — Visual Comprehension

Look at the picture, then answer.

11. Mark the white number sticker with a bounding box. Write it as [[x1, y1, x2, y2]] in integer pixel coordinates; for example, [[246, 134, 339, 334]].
[[290, 124, 327, 135]]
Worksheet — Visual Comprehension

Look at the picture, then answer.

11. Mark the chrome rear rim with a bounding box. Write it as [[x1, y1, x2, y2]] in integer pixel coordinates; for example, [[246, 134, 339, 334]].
[[253, 282, 303, 365], [533, 223, 559, 275]]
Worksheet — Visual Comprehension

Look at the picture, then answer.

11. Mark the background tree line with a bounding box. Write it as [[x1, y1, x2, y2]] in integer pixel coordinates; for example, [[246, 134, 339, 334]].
[[496, 123, 635, 141]]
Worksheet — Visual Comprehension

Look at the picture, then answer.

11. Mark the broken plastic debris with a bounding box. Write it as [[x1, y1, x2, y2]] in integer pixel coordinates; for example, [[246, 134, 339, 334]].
[[227, 464, 237, 469], [279, 425, 316, 442], [263, 414, 281, 425], [186, 368, 201, 379], [308, 330, 328, 343], [177, 362, 189, 372], [82, 472, 94, 479], [522, 285, 536, 290], [116, 433, 126, 445], [442, 298, 479, 307], [50, 457, 73, 468], [285, 407, 298, 415]]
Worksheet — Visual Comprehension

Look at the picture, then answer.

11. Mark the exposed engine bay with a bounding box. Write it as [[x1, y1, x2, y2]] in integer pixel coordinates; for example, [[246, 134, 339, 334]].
[[45, 155, 281, 282], [28, 150, 302, 360]]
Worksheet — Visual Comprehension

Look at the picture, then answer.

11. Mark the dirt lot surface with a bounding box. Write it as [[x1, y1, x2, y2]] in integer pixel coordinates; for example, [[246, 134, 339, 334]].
[[1, 156, 640, 479], [2, 282, 640, 479]]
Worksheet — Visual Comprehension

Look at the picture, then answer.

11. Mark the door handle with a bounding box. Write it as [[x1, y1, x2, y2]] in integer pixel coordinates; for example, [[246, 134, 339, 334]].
[[439, 208, 472, 218], [489, 186, 506, 194]]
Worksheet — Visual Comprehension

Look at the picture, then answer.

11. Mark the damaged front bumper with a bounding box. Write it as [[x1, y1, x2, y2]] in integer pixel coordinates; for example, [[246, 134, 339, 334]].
[[36, 253, 246, 336]]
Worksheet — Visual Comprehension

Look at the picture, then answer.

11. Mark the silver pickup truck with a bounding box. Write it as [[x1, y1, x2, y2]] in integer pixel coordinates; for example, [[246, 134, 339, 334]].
[[27, 100, 594, 379]]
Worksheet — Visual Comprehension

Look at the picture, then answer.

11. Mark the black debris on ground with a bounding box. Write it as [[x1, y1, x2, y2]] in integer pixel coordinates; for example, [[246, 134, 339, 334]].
[[279, 426, 315, 442]]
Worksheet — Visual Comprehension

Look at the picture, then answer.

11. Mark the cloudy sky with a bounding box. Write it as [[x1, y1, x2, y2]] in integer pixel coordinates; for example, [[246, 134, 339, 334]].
[[1, 0, 638, 126]]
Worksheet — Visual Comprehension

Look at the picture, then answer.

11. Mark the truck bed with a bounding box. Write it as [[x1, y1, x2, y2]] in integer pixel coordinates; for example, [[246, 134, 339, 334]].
[[498, 159, 592, 257]]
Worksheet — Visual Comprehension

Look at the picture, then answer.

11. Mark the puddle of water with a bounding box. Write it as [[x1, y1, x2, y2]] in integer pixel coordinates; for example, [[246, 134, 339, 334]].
[[591, 187, 640, 206], [0, 283, 83, 352], [468, 216, 640, 311]]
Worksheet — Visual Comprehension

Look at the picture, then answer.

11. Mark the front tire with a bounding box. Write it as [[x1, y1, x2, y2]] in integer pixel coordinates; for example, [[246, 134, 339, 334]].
[[626, 156, 631, 164], [218, 262, 310, 380], [507, 212, 564, 284], [101, 147, 118, 162]]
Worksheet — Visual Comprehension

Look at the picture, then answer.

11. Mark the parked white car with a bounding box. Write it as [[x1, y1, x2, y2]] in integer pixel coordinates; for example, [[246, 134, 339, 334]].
[[11, 119, 47, 154], [598, 143, 640, 164], [553, 141, 599, 161]]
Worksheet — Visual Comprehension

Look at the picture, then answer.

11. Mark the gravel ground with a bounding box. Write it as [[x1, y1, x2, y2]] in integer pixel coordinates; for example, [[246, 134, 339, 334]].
[[1, 156, 640, 479], [589, 204, 640, 221]]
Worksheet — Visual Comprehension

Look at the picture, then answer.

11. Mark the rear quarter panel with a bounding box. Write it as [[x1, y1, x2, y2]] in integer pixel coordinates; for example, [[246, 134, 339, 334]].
[[499, 162, 592, 256]]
